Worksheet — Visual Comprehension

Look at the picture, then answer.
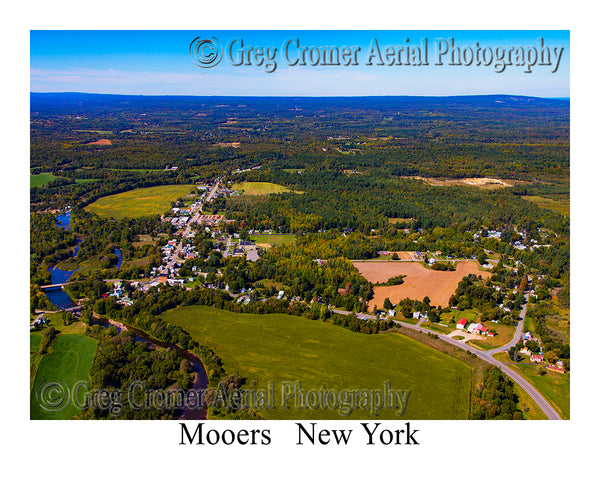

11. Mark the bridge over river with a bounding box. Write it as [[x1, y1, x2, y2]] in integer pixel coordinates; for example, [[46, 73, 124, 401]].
[[40, 283, 71, 290]]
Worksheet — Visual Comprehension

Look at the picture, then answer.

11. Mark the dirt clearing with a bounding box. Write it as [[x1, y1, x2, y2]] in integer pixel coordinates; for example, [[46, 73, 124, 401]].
[[87, 139, 112, 146]]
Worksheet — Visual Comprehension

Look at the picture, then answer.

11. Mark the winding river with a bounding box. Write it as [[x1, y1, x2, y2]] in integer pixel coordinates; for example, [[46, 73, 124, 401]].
[[93, 316, 208, 420], [46, 209, 123, 308]]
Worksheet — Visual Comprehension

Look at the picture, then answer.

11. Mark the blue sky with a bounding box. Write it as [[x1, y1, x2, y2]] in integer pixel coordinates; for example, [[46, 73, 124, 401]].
[[30, 30, 569, 97]]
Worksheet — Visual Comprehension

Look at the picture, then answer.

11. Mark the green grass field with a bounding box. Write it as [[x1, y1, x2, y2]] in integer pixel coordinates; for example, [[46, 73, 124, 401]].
[[86, 184, 195, 218], [30, 334, 42, 353], [504, 361, 570, 419], [440, 309, 479, 327], [30, 333, 98, 420], [164, 306, 472, 420], [420, 321, 453, 335], [523, 196, 570, 217], [73, 129, 113, 134], [30, 172, 59, 188], [75, 178, 100, 184], [231, 182, 293, 195], [107, 168, 166, 172], [249, 233, 296, 247]]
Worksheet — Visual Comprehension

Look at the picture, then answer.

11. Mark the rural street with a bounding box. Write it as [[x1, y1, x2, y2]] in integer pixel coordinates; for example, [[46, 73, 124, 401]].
[[486, 293, 529, 356], [206, 180, 220, 203], [167, 181, 221, 270], [223, 235, 233, 258]]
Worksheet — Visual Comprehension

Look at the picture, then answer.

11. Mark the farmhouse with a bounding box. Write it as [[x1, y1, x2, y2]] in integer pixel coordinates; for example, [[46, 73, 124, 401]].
[[467, 323, 480, 334], [531, 355, 544, 363], [466, 322, 490, 335]]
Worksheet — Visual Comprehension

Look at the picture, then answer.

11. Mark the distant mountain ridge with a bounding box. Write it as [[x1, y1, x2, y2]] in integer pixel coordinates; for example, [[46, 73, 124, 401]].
[[30, 92, 569, 115]]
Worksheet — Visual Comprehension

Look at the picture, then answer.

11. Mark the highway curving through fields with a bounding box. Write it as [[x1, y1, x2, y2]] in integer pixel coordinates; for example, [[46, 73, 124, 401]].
[[335, 295, 562, 420], [390, 295, 562, 420]]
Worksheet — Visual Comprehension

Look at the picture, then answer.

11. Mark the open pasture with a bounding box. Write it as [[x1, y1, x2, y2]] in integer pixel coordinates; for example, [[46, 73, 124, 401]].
[[30, 333, 98, 420], [86, 184, 195, 218], [230, 182, 293, 195], [164, 306, 472, 420]]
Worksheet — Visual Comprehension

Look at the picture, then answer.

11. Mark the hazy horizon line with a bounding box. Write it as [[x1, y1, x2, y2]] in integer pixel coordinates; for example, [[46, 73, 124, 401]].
[[30, 91, 570, 100]]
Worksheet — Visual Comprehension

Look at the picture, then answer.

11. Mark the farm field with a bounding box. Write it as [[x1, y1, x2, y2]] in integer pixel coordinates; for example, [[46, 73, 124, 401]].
[[75, 178, 100, 184], [523, 195, 570, 217], [30, 172, 59, 187], [249, 233, 296, 247], [30, 333, 98, 420], [107, 168, 166, 172], [73, 129, 113, 134], [230, 181, 293, 195], [87, 139, 112, 146], [354, 261, 491, 308], [86, 184, 195, 219], [164, 305, 472, 420]]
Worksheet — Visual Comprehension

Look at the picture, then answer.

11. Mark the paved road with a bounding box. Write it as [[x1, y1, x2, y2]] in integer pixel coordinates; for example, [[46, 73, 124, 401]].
[[206, 181, 220, 203], [486, 293, 528, 356], [223, 235, 233, 258]]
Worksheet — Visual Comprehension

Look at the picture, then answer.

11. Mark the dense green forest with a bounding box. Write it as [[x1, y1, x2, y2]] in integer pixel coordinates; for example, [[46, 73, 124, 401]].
[[471, 367, 522, 419]]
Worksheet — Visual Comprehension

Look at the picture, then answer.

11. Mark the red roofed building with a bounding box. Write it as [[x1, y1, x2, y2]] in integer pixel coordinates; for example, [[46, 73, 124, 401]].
[[531, 355, 544, 363], [457, 318, 467, 330]]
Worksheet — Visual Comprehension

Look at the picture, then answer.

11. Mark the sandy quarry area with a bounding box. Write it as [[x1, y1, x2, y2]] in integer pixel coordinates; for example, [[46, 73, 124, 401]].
[[405, 176, 518, 189]]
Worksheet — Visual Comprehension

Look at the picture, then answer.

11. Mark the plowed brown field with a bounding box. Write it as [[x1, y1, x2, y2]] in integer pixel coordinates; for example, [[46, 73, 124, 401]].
[[353, 261, 491, 308], [88, 139, 112, 146]]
